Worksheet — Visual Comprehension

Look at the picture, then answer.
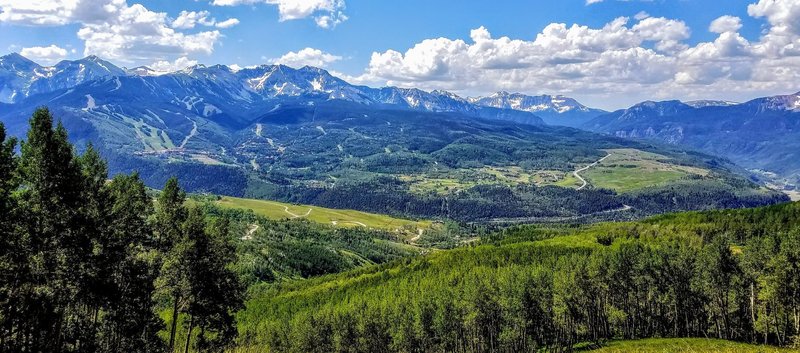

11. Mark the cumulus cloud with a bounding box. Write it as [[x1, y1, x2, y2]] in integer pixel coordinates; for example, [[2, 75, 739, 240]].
[[270, 47, 342, 68], [0, 0, 229, 64], [20, 45, 69, 64], [710, 15, 743, 33], [211, 0, 347, 28], [0, 0, 121, 26], [171, 10, 238, 29], [634, 11, 650, 21], [171, 10, 214, 29], [347, 2, 800, 108], [215, 18, 240, 28]]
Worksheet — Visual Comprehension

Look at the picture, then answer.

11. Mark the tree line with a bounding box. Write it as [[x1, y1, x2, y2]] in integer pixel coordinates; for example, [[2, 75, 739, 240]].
[[0, 108, 243, 353]]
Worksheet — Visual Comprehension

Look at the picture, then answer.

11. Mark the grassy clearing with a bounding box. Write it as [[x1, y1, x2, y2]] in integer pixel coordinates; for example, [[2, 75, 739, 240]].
[[215, 196, 432, 234], [553, 173, 582, 188], [405, 176, 475, 195], [189, 153, 229, 165], [588, 338, 793, 352], [583, 148, 710, 193], [400, 148, 715, 194], [403, 167, 575, 195]]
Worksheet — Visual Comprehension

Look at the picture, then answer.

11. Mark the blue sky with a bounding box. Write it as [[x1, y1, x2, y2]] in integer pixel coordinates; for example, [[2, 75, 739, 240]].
[[1, 0, 799, 109]]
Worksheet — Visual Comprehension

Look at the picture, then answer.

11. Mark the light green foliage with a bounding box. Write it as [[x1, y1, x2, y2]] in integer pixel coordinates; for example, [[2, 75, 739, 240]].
[[590, 338, 793, 352], [236, 201, 800, 352], [583, 149, 710, 192], [215, 196, 432, 237]]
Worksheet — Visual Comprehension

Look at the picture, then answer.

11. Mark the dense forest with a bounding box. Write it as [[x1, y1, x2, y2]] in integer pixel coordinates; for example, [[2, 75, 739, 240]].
[[0, 108, 243, 353], [237, 202, 800, 352]]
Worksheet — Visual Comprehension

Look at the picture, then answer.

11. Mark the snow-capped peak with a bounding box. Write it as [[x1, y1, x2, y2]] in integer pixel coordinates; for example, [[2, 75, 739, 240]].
[[469, 92, 594, 114], [684, 100, 740, 108], [746, 92, 800, 112]]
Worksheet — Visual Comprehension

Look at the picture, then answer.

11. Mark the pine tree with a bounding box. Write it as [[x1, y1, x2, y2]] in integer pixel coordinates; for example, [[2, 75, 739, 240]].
[[156, 177, 187, 250], [0, 122, 19, 352], [76, 143, 112, 347], [156, 177, 190, 352], [16, 108, 87, 352], [102, 173, 164, 353], [185, 215, 243, 352]]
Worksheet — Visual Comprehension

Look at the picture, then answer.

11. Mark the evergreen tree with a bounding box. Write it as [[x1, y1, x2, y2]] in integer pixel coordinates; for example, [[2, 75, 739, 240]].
[[155, 177, 189, 351], [102, 173, 164, 353], [156, 177, 187, 250], [16, 108, 87, 352], [190, 216, 243, 352], [0, 122, 18, 352]]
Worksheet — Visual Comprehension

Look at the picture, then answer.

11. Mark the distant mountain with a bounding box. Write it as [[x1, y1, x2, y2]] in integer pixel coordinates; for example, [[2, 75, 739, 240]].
[[584, 93, 800, 182], [684, 100, 739, 108], [0, 53, 545, 126], [469, 92, 606, 127], [0, 53, 124, 103]]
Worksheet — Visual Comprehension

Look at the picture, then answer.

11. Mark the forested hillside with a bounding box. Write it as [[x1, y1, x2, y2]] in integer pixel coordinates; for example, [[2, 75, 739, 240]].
[[0, 108, 437, 352], [237, 201, 800, 352], [0, 108, 246, 352]]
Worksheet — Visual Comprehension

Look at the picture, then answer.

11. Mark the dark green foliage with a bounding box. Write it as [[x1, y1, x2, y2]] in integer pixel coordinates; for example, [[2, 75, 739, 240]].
[[157, 177, 188, 250], [0, 108, 243, 353], [182, 213, 243, 352]]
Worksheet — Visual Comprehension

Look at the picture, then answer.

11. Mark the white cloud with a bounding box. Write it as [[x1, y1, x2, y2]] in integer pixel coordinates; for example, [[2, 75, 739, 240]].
[[0, 0, 124, 26], [171, 10, 238, 29], [270, 47, 342, 68], [710, 15, 742, 33], [634, 11, 650, 21], [211, 0, 347, 28], [0, 0, 228, 65], [20, 45, 69, 64], [171, 10, 214, 29], [215, 18, 240, 28], [149, 56, 198, 73], [348, 4, 800, 109], [314, 11, 346, 28], [586, 0, 603, 5]]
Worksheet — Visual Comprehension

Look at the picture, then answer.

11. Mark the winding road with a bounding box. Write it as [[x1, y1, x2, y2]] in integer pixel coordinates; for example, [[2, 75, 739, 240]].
[[574, 153, 611, 190], [331, 220, 367, 227], [284, 206, 312, 219], [241, 224, 259, 241], [409, 229, 424, 243]]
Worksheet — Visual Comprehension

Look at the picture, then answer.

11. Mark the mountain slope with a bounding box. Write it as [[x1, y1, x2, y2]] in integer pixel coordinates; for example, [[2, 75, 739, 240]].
[[0, 53, 124, 103], [0, 54, 786, 222], [0, 54, 543, 125], [584, 93, 800, 184]]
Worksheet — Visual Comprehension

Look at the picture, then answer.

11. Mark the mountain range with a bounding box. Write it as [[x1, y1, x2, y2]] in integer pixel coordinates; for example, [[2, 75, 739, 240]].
[[0, 53, 573, 125], [584, 95, 800, 185], [0, 53, 794, 213]]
